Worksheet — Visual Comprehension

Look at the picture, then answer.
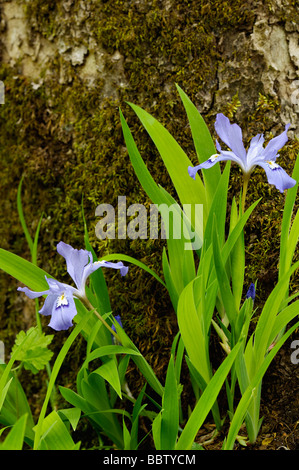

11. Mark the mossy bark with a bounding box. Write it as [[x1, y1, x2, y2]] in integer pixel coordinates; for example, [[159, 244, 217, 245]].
[[0, 0, 299, 425]]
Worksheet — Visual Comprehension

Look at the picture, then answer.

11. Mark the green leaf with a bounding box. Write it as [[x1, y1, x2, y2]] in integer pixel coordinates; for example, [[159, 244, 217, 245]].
[[121, 107, 203, 249], [160, 356, 179, 450], [228, 197, 245, 311], [35, 410, 80, 450], [270, 299, 299, 341], [58, 407, 81, 432], [203, 161, 230, 248], [279, 153, 299, 279], [223, 321, 299, 449], [17, 177, 33, 254], [114, 322, 164, 397], [94, 357, 122, 398], [152, 411, 162, 450], [0, 377, 13, 417], [212, 217, 238, 328], [162, 247, 179, 310], [97, 253, 166, 288], [11, 327, 53, 374], [120, 108, 165, 206], [59, 384, 124, 449], [130, 385, 147, 450], [17, 176, 44, 266], [0, 248, 50, 292], [253, 259, 299, 364], [85, 345, 141, 361], [0, 365, 35, 447], [175, 84, 220, 206], [122, 415, 131, 450], [177, 277, 212, 385], [175, 341, 242, 450], [33, 310, 95, 450], [0, 414, 28, 450], [221, 198, 261, 265], [127, 102, 207, 220]]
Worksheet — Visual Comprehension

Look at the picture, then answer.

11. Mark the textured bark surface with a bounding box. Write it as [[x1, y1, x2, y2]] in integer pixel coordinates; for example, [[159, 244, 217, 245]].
[[1, 1, 299, 128], [0, 0, 298, 449]]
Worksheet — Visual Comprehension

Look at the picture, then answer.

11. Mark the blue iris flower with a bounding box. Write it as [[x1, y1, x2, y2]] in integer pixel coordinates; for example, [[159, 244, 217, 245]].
[[111, 314, 123, 344], [246, 283, 256, 301], [188, 113, 296, 193], [111, 314, 123, 333], [17, 241, 128, 331]]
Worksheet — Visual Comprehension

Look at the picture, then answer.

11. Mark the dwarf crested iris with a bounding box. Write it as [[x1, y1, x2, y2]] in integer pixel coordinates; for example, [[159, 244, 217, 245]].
[[246, 283, 256, 301], [111, 314, 123, 344], [188, 113, 296, 194], [17, 241, 128, 331]]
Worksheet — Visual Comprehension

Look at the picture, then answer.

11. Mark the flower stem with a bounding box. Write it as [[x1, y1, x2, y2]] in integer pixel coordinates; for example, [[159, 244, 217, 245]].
[[80, 296, 122, 344], [241, 174, 250, 215]]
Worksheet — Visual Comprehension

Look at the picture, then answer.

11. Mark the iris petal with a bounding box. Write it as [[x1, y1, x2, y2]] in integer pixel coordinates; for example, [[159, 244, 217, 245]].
[[57, 241, 92, 291], [246, 134, 265, 167], [188, 153, 234, 179], [262, 124, 290, 161], [39, 293, 57, 316], [188, 114, 295, 192], [258, 161, 296, 193], [83, 259, 129, 282], [215, 114, 247, 163], [17, 286, 49, 299], [48, 291, 77, 331], [17, 242, 126, 331]]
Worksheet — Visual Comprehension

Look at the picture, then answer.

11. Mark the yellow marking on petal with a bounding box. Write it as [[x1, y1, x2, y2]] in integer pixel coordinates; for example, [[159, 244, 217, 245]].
[[56, 293, 69, 308], [209, 154, 220, 162], [267, 161, 280, 170]]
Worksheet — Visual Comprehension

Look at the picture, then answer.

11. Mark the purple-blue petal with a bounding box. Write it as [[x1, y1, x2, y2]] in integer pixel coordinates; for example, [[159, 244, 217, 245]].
[[39, 293, 57, 316], [188, 165, 199, 180], [57, 241, 92, 291], [102, 260, 129, 277], [85, 259, 128, 278], [188, 154, 231, 179], [246, 134, 265, 166], [111, 314, 123, 333], [18, 276, 78, 331], [190, 114, 294, 193], [48, 291, 77, 331], [215, 114, 247, 162], [246, 283, 256, 301], [262, 124, 290, 161], [17, 286, 49, 299], [258, 161, 296, 193]]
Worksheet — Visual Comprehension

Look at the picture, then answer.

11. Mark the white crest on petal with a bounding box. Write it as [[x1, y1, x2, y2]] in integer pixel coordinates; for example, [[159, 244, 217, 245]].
[[266, 161, 280, 170], [209, 154, 220, 163], [56, 293, 69, 308]]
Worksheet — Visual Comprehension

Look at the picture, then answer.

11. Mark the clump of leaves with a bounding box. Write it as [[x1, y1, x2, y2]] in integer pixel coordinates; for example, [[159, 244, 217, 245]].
[[11, 327, 53, 374]]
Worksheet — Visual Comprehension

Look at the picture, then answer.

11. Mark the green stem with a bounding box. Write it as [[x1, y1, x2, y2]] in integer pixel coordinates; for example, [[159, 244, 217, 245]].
[[35, 298, 57, 411], [80, 296, 122, 344], [241, 174, 250, 215]]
